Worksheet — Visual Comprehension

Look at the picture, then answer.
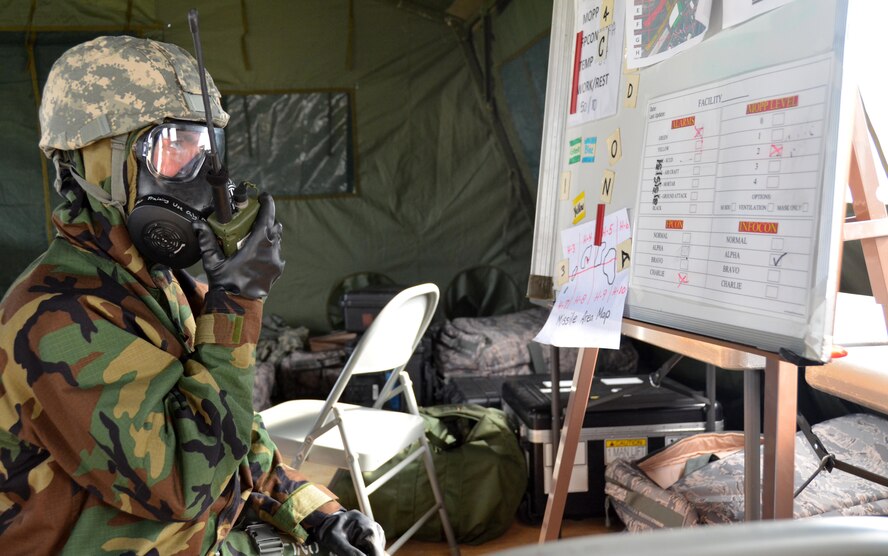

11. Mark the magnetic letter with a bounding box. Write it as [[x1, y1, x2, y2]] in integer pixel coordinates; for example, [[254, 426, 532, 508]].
[[600, 169, 616, 203]]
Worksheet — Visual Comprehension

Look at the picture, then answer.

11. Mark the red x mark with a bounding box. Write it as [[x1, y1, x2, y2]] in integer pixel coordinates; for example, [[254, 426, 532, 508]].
[[694, 125, 704, 139], [770, 144, 783, 157], [677, 272, 689, 287]]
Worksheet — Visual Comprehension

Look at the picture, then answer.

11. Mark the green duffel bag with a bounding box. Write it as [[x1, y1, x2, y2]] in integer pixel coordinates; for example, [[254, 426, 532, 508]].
[[328, 403, 527, 545]]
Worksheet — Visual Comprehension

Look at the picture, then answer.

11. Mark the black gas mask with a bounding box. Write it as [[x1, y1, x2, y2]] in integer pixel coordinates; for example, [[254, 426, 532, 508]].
[[127, 120, 228, 268]]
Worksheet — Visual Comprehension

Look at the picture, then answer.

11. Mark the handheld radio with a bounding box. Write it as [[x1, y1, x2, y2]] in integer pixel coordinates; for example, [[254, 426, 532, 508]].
[[188, 8, 259, 256]]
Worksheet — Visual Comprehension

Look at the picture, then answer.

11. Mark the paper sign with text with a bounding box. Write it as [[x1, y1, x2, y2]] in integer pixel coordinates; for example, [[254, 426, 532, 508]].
[[568, 0, 625, 126], [535, 208, 632, 349]]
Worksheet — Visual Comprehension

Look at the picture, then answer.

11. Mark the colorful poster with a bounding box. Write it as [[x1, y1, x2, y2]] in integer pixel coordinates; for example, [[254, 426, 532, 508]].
[[625, 0, 712, 69], [567, 0, 626, 126], [535, 208, 632, 349]]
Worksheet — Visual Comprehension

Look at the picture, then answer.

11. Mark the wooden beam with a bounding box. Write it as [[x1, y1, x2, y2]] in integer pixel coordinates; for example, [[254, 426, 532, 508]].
[[762, 357, 798, 519], [844, 217, 888, 242], [540, 347, 599, 543]]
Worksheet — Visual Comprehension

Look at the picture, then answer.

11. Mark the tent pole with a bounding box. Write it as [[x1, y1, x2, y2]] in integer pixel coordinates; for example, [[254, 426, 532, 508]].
[[448, 18, 536, 225]]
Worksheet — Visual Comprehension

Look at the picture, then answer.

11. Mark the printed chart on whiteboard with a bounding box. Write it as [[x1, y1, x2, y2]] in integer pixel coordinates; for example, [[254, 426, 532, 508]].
[[630, 54, 833, 322]]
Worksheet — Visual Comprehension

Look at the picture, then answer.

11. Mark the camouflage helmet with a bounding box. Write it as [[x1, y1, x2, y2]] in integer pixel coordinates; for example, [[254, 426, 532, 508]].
[[38, 35, 229, 157]]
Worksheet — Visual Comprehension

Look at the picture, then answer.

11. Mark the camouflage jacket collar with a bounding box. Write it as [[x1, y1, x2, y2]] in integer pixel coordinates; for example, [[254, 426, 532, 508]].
[[53, 178, 154, 287], [52, 179, 198, 351]]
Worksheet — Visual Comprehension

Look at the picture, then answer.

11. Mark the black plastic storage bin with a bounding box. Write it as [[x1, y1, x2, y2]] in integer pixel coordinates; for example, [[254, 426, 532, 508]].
[[439, 375, 529, 409], [340, 285, 405, 333], [274, 347, 387, 407], [501, 375, 723, 522]]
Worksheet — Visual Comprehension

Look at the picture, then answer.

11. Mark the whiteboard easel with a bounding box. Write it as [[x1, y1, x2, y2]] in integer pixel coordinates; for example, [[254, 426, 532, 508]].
[[529, 0, 866, 364], [539, 92, 888, 541]]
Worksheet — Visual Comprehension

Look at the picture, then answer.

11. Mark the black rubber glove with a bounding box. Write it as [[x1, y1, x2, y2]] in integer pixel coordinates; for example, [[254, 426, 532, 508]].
[[192, 192, 285, 300], [313, 509, 386, 556]]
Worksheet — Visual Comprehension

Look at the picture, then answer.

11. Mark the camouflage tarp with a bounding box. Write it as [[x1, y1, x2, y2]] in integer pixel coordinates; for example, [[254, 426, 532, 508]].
[[605, 458, 701, 531], [434, 307, 639, 379], [604, 413, 888, 531], [674, 413, 888, 523]]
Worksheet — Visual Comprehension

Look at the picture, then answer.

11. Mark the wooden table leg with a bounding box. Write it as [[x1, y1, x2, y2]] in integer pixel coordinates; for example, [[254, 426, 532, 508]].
[[762, 357, 797, 519], [743, 368, 762, 521], [539, 346, 599, 543]]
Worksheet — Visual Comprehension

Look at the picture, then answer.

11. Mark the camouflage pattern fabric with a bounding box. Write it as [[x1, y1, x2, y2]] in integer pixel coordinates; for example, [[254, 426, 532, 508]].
[[257, 315, 309, 367], [253, 316, 311, 411], [253, 361, 277, 412], [435, 308, 575, 378], [604, 413, 888, 531], [39, 35, 228, 155], [0, 176, 338, 553], [604, 458, 701, 531], [434, 308, 639, 379], [672, 413, 888, 523]]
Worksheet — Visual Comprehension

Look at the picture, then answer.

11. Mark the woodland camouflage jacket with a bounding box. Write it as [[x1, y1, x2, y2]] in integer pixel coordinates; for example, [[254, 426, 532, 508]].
[[0, 179, 338, 554]]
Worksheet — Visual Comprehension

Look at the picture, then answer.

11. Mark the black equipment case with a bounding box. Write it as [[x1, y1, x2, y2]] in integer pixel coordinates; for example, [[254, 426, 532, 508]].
[[440, 375, 511, 409], [501, 375, 723, 522], [340, 285, 404, 333], [338, 286, 435, 406]]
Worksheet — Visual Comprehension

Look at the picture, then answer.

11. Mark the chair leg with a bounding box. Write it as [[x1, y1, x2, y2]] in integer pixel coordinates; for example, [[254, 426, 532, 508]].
[[418, 433, 461, 556], [333, 407, 375, 521]]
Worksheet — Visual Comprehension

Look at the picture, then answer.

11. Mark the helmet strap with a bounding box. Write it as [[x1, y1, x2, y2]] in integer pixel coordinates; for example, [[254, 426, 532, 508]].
[[110, 134, 128, 208], [69, 149, 85, 179], [55, 146, 126, 217], [65, 161, 125, 214], [125, 127, 151, 213]]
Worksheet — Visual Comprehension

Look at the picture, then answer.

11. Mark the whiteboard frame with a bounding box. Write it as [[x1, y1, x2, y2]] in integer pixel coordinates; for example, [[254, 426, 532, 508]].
[[529, 0, 860, 362]]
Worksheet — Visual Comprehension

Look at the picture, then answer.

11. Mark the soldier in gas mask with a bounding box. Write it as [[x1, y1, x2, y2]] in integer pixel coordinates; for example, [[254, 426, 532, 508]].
[[0, 35, 384, 555]]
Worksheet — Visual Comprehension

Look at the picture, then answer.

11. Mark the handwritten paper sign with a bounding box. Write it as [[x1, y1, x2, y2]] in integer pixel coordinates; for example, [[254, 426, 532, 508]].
[[535, 208, 632, 349]]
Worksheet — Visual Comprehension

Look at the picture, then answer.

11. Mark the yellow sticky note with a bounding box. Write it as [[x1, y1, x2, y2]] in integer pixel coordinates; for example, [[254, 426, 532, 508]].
[[597, 28, 609, 59], [600, 0, 615, 28], [617, 238, 633, 272], [600, 169, 616, 203], [624, 73, 640, 108], [560, 171, 572, 201], [555, 258, 569, 287], [572, 191, 586, 224], [606, 129, 622, 166]]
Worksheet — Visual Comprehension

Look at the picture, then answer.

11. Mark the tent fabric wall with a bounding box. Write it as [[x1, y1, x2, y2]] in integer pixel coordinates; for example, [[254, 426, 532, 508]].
[[0, 0, 554, 333], [0, 38, 50, 289]]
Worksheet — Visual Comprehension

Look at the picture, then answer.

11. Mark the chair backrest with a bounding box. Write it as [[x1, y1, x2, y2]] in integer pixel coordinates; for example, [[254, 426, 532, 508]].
[[348, 283, 438, 375], [305, 284, 439, 433]]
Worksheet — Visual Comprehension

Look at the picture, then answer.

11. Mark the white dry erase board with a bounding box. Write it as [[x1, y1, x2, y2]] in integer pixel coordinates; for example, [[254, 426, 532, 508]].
[[528, 0, 885, 362]]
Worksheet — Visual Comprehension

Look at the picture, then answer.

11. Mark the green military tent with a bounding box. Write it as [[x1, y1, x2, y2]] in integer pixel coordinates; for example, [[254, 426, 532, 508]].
[[0, 0, 554, 332]]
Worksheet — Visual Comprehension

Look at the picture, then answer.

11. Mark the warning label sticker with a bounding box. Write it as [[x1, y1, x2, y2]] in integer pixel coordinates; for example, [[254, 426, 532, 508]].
[[604, 438, 647, 465]]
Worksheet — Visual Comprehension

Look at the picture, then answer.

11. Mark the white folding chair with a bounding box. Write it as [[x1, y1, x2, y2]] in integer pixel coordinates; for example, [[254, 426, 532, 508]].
[[260, 283, 460, 555]]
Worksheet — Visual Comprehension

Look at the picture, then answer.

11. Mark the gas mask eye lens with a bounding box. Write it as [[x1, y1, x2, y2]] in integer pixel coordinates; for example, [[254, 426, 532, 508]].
[[142, 121, 225, 182]]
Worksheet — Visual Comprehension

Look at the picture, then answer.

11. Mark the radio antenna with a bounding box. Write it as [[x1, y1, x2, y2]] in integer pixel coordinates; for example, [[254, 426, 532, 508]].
[[188, 8, 231, 222]]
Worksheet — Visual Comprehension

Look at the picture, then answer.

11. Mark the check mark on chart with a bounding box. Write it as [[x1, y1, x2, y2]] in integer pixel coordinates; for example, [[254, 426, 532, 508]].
[[772, 252, 787, 266], [770, 144, 783, 157]]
